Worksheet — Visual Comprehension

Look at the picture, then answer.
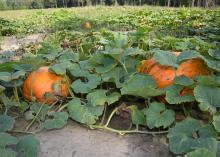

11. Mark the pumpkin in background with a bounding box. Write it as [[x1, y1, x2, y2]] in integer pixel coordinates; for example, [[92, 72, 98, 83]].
[[83, 22, 92, 30], [23, 66, 69, 104], [139, 52, 210, 90]]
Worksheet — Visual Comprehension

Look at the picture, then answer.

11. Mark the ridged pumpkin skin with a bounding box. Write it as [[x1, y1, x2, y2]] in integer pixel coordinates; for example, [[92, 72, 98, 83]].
[[23, 66, 69, 104], [139, 53, 210, 89]]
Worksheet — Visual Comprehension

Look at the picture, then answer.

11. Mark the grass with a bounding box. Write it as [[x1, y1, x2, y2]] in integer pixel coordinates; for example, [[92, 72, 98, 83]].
[[0, 5, 175, 20]]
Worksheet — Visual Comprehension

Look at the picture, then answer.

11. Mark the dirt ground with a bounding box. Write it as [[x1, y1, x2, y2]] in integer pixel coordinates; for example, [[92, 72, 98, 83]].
[[37, 121, 173, 157]]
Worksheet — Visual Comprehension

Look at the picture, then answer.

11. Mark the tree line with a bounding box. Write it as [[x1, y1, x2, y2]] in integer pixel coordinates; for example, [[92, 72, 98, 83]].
[[0, 0, 219, 10]]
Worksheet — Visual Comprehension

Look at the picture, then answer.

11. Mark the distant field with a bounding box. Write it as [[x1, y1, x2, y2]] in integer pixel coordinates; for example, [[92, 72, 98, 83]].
[[0, 6, 156, 19]]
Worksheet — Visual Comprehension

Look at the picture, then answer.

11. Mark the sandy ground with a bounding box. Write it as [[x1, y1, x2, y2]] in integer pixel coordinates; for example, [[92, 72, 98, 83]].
[[0, 34, 44, 53], [37, 121, 173, 157]]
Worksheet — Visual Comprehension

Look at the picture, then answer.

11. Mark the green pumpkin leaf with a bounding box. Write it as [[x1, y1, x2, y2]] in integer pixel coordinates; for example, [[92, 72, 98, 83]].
[[174, 75, 194, 86], [43, 112, 68, 130], [0, 85, 5, 93], [0, 72, 11, 82], [212, 115, 220, 132], [127, 105, 146, 126], [58, 52, 79, 62], [86, 90, 120, 106], [16, 135, 40, 157], [49, 61, 74, 75], [0, 148, 16, 157], [89, 53, 117, 73], [165, 85, 195, 104], [168, 118, 217, 154], [0, 115, 15, 132], [102, 66, 130, 88], [67, 98, 104, 125], [145, 102, 175, 129], [177, 50, 201, 63], [0, 133, 18, 148], [194, 85, 220, 114], [195, 76, 220, 87], [69, 63, 90, 77], [153, 50, 178, 68], [11, 70, 26, 80], [121, 73, 164, 98], [208, 49, 220, 60], [71, 74, 101, 94], [29, 103, 49, 121], [202, 57, 220, 71], [185, 148, 215, 157]]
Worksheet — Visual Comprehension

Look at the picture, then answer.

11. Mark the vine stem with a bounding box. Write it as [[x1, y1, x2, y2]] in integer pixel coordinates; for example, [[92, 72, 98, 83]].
[[90, 106, 168, 136], [99, 104, 107, 125], [104, 107, 118, 127], [13, 81, 20, 105], [64, 74, 74, 98], [89, 125, 168, 136], [57, 103, 69, 112], [25, 104, 44, 131]]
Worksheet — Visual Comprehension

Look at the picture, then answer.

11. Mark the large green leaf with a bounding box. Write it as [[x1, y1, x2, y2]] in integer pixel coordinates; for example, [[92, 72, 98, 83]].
[[212, 115, 220, 132], [167, 118, 217, 154], [185, 149, 215, 157], [16, 135, 40, 157], [71, 74, 101, 94], [89, 53, 117, 73], [28, 103, 49, 121], [0, 85, 5, 93], [177, 50, 201, 63], [127, 105, 146, 126], [208, 49, 220, 60], [121, 73, 164, 98], [11, 70, 26, 80], [0, 72, 11, 82], [0, 133, 18, 148], [67, 98, 104, 125], [165, 85, 195, 104], [145, 102, 175, 129], [174, 75, 194, 86], [43, 112, 68, 130], [102, 66, 129, 88], [0, 115, 15, 132], [195, 76, 220, 87], [153, 50, 178, 67], [194, 85, 220, 114], [0, 148, 16, 157], [49, 61, 74, 75], [86, 90, 120, 106], [202, 56, 220, 72]]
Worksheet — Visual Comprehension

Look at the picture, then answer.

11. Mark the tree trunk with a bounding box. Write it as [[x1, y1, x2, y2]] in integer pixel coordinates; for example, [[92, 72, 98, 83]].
[[192, 0, 195, 7], [168, 0, 171, 7]]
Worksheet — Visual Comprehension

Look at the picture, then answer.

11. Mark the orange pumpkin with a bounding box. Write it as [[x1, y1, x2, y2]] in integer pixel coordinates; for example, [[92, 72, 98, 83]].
[[139, 52, 210, 89], [23, 66, 69, 104], [83, 22, 92, 30]]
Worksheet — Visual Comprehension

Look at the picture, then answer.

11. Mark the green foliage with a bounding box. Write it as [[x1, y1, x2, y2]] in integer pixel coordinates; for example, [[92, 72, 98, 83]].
[[16, 135, 40, 157], [43, 112, 68, 130], [67, 98, 104, 125], [145, 102, 175, 129], [194, 85, 220, 114], [0, 115, 15, 132], [121, 73, 164, 98], [168, 118, 217, 155]]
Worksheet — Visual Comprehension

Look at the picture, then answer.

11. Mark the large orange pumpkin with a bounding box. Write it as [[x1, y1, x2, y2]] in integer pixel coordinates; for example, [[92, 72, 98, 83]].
[[23, 66, 69, 104], [139, 52, 210, 89]]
